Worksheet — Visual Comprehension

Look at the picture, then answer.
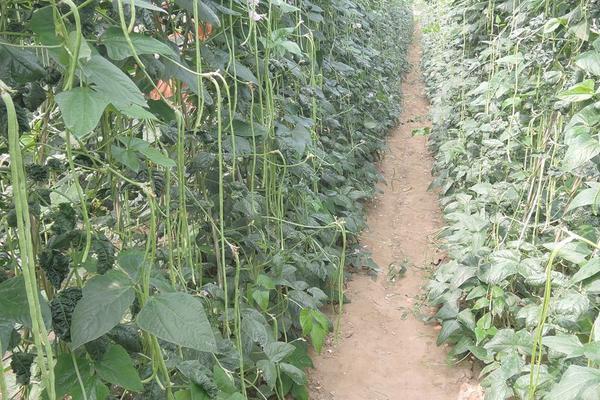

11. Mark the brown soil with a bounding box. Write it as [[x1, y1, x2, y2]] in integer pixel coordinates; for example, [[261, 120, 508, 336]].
[[308, 26, 482, 400]]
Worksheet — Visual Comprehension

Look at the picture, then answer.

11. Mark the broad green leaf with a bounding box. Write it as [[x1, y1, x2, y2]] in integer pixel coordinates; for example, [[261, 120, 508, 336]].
[[594, 314, 600, 342], [279, 362, 306, 385], [174, 0, 221, 26], [118, 137, 176, 168], [0, 320, 14, 353], [557, 79, 595, 103], [130, 0, 167, 13], [136, 292, 217, 352], [101, 27, 177, 60], [546, 366, 600, 400], [280, 40, 302, 56], [571, 258, 600, 284], [277, 124, 312, 155], [252, 289, 270, 311], [54, 353, 108, 399], [117, 103, 158, 120], [299, 308, 329, 353], [544, 241, 591, 265], [30, 6, 61, 45], [230, 60, 259, 84], [213, 364, 237, 394], [544, 18, 565, 34], [256, 359, 277, 389], [567, 183, 600, 212], [0, 276, 51, 329], [0, 44, 45, 86], [272, 0, 300, 13], [138, 145, 176, 168], [117, 249, 146, 280], [231, 119, 267, 137], [111, 145, 141, 172], [263, 341, 295, 363], [562, 133, 600, 172], [484, 329, 532, 355], [95, 344, 143, 392], [436, 319, 460, 345], [495, 53, 523, 65], [583, 342, 600, 362], [82, 54, 147, 108], [56, 87, 109, 139], [70, 271, 135, 348], [542, 335, 584, 358], [565, 103, 600, 136], [570, 20, 590, 42], [576, 51, 600, 76], [481, 250, 520, 284]]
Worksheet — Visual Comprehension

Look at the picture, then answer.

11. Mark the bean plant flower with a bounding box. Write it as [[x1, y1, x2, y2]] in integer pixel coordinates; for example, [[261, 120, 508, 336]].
[[249, 10, 266, 21]]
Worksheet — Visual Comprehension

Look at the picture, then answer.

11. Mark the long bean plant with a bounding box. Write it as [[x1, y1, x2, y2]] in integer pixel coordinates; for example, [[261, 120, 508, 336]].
[[423, 0, 600, 398], [0, 0, 412, 398]]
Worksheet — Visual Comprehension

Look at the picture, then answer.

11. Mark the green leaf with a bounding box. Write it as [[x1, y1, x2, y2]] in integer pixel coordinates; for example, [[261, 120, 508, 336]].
[[546, 366, 600, 400], [572, 258, 600, 284], [583, 341, 600, 362], [277, 124, 312, 155], [230, 60, 258, 84], [252, 289, 270, 311], [557, 79, 596, 103], [30, 6, 61, 45], [116, 137, 176, 169], [280, 40, 302, 56], [576, 51, 600, 76], [544, 241, 591, 265], [0, 276, 51, 329], [101, 27, 177, 61], [111, 145, 141, 173], [0, 320, 14, 353], [481, 250, 520, 284], [542, 335, 584, 358], [70, 271, 135, 349], [138, 145, 176, 168], [299, 308, 329, 353], [543, 18, 565, 34], [567, 183, 600, 212], [174, 0, 221, 26], [136, 292, 217, 352], [56, 87, 109, 139], [82, 54, 147, 108], [130, 0, 167, 13], [231, 119, 267, 137], [256, 359, 277, 389], [213, 364, 237, 394], [0, 44, 45, 86], [436, 319, 461, 345], [279, 362, 306, 385], [54, 353, 109, 399], [95, 344, 143, 391], [118, 249, 146, 280], [272, 0, 300, 13], [263, 341, 295, 363], [484, 329, 533, 355], [562, 133, 600, 172]]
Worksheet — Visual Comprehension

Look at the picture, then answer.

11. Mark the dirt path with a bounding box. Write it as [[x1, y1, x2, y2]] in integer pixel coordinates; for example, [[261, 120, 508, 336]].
[[309, 26, 481, 400]]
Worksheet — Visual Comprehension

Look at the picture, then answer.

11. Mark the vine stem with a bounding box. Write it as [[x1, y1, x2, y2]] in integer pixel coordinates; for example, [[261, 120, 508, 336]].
[[1, 80, 56, 400]]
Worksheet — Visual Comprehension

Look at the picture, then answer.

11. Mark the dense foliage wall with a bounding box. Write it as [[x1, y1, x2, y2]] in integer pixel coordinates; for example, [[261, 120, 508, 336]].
[[0, 0, 412, 398], [423, 0, 600, 398]]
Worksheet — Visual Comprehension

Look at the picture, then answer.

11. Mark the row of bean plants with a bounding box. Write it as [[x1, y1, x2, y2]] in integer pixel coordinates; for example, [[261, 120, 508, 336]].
[[0, 0, 412, 398], [422, 0, 600, 398]]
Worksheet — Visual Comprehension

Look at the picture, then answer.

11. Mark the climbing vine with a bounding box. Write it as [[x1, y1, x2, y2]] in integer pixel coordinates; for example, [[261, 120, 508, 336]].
[[0, 0, 412, 398], [423, 0, 600, 398]]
